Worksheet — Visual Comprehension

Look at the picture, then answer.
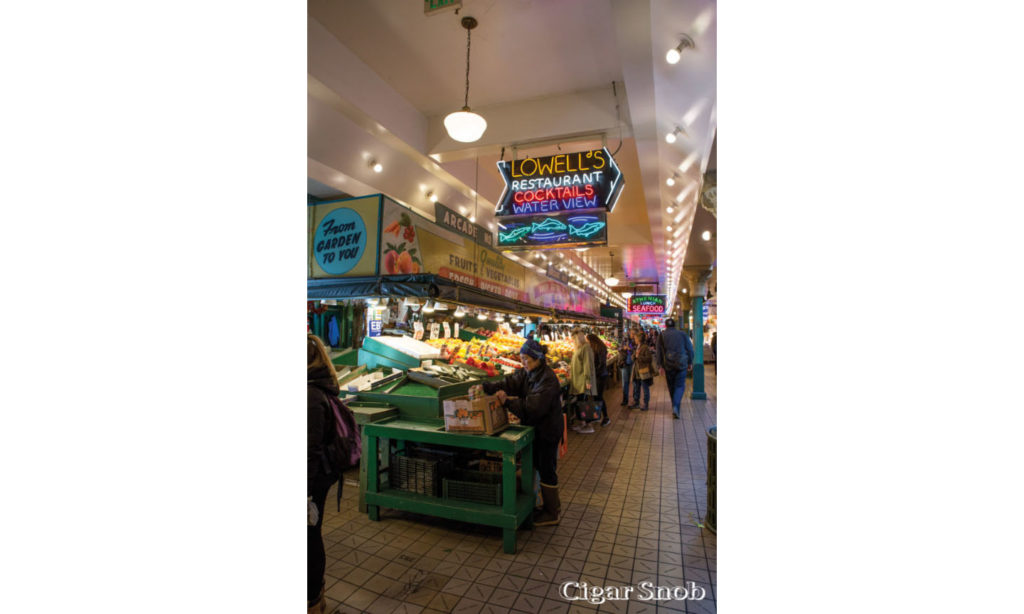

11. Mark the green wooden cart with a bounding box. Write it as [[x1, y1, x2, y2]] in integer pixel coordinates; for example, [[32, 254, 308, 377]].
[[362, 418, 535, 554]]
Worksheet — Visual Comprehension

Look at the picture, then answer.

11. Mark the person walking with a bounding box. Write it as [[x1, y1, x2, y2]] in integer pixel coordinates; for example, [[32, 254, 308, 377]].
[[307, 334, 342, 614], [629, 329, 654, 410], [569, 328, 597, 433], [656, 317, 695, 419], [587, 333, 611, 427], [472, 339, 563, 525], [619, 331, 635, 407]]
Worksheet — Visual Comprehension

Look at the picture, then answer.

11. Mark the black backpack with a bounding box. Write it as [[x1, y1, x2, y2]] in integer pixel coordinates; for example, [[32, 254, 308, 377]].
[[321, 395, 361, 511]]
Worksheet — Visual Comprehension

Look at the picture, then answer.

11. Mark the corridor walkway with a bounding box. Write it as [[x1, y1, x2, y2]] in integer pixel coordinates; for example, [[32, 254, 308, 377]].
[[320, 367, 718, 614]]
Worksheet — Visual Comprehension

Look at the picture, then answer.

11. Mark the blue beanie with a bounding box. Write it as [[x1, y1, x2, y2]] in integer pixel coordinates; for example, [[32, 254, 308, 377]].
[[519, 338, 547, 360]]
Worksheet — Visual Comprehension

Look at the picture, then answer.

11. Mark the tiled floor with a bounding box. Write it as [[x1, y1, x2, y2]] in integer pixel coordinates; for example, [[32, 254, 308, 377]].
[[321, 366, 717, 613]]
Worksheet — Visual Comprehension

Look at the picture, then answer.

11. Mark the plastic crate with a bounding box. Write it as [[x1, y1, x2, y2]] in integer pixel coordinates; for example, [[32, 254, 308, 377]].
[[389, 448, 454, 497], [443, 469, 503, 506]]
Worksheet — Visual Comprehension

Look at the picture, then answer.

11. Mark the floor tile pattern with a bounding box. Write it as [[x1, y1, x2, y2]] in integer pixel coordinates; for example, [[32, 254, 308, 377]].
[[320, 367, 717, 613]]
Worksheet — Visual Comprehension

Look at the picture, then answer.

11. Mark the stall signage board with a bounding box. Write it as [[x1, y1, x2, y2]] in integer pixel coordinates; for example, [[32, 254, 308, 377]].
[[496, 210, 608, 251], [308, 195, 380, 278], [382, 199, 528, 301], [495, 147, 624, 216], [367, 307, 384, 338], [546, 264, 569, 284], [435, 202, 493, 247], [627, 295, 667, 314]]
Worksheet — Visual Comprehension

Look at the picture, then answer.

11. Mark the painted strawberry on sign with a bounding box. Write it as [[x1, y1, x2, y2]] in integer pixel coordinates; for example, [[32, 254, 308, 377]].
[[382, 211, 422, 274]]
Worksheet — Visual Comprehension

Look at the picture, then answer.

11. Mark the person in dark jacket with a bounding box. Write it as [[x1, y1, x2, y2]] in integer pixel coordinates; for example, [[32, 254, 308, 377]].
[[587, 333, 611, 427], [307, 334, 341, 614], [473, 338, 563, 526], [619, 332, 635, 407], [656, 318, 695, 419], [629, 329, 655, 410]]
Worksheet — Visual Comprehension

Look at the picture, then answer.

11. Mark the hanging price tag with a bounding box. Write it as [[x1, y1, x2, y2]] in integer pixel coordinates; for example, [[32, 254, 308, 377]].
[[430, 322, 440, 340], [413, 321, 424, 340], [443, 322, 451, 338], [454, 323, 460, 338]]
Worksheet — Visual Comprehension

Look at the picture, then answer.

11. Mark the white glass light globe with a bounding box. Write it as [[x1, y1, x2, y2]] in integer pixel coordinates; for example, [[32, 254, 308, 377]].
[[665, 132, 677, 144], [702, 230, 712, 241], [605, 277, 619, 287], [666, 48, 681, 64], [444, 109, 488, 143]]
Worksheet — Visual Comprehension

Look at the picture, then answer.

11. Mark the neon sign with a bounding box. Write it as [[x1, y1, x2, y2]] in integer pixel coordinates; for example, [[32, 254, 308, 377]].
[[496, 211, 608, 250], [627, 295, 667, 314], [495, 147, 624, 216]]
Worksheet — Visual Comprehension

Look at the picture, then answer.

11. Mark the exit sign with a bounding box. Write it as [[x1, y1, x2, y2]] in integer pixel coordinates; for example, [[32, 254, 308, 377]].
[[425, 0, 461, 15]]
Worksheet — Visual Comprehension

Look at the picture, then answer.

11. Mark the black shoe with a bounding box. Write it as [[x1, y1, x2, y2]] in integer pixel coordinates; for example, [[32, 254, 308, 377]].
[[672, 413, 680, 419], [620, 400, 628, 407], [641, 406, 649, 411], [601, 417, 611, 427]]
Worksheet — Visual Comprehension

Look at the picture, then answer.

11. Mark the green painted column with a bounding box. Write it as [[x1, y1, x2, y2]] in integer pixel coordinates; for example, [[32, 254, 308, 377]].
[[691, 295, 707, 400]]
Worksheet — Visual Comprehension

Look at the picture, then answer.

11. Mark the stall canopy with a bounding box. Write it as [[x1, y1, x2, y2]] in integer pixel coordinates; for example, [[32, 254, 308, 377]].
[[308, 273, 610, 323]]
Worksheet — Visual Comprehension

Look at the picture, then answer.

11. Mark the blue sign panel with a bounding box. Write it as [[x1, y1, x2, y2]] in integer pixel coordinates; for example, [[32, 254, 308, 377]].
[[313, 207, 367, 275]]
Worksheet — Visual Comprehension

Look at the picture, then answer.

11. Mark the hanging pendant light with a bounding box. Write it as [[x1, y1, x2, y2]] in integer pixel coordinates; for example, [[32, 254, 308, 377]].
[[444, 17, 487, 143]]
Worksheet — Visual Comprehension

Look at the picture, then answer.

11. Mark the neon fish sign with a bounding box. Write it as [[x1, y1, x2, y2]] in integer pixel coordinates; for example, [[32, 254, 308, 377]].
[[496, 211, 608, 250]]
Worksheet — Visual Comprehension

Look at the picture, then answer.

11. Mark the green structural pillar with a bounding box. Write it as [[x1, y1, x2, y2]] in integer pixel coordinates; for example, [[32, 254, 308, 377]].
[[691, 295, 707, 400]]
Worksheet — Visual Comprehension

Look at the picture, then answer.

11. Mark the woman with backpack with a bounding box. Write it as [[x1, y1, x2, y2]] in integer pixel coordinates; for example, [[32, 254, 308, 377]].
[[307, 334, 341, 614], [629, 329, 654, 411]]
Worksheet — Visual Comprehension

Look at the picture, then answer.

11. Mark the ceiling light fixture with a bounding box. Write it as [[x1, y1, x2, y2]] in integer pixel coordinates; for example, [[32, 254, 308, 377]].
[[427, 191, 438, 203], [666, 173, 677, 187], [667, 206, 674, 214], [702, 230, 712, 241], [444, 17, 488, 143], [454, 305, 466, 318], [665, 126, 683, 144], [469, 215, 476, 223], [370, 159, 383, 173], [422, 299, 435, 313], [666, 34, 695, 64], [477, 311, 488, 320]]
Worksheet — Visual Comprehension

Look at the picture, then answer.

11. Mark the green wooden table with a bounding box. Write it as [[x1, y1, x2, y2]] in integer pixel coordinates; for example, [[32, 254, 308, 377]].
[[362, 418, 535, 554]]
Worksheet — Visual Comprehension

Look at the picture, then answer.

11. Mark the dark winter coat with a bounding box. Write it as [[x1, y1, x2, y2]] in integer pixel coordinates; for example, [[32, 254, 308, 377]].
[[656, 327, 695, 372], [593, 343, 608, 378], [482, 362, 563, 443], [308, 365, 340, 495]]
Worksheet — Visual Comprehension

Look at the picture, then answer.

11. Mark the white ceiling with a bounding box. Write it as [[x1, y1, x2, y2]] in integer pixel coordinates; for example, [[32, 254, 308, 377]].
[[307, 0, 716, 312]]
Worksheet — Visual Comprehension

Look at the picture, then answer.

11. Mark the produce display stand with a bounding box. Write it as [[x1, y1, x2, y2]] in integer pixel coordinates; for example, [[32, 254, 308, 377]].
[[362, 417, 535, 554], [346, 401, 401, 513]]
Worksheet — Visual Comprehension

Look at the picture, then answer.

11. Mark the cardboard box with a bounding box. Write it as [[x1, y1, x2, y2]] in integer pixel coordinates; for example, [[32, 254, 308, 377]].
[[443, 395, 509, 435]]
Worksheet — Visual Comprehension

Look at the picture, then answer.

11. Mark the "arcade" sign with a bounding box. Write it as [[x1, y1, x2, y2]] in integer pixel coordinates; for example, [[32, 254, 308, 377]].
[[627, 295, 667, 314], [495, 147, 624, 217]]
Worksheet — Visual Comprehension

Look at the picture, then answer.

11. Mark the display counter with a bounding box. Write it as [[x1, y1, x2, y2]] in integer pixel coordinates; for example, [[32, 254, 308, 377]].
[[362, 418, 535, 554]]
